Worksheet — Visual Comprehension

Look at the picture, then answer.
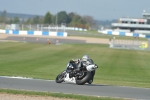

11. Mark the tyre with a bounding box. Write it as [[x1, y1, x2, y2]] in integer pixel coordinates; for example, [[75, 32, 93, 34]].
[[76, 71, 92, 85], [55, 71, 66, 83]]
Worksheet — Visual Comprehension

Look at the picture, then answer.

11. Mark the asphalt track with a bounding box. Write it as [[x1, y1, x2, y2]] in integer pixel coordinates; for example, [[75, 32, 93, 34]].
[[0, 33, 109, 44], [0, 34, 150, 100], [0, 77, 150, 100], [0, 36, 86, 44]]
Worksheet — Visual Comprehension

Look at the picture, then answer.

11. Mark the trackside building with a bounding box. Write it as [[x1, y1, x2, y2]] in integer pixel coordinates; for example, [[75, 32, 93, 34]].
[[99, 11, 150, 38]]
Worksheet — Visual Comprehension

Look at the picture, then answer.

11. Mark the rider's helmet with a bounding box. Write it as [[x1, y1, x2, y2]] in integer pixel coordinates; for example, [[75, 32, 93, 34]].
[[82, 55, 90, 61]]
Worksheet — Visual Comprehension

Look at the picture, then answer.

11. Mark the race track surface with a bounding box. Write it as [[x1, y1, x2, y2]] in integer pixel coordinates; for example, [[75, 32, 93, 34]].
[[0, 34, 109, 44], [0, 77, 150, 100]]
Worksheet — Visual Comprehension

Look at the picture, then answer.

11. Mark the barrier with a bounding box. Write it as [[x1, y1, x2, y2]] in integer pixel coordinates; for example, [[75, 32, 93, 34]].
[[41, 26, 87, 31], [27, 31, 34, 35], [0, 29, 68, 37], [109, 39, 149, 50], [98, 30, 147, 38]]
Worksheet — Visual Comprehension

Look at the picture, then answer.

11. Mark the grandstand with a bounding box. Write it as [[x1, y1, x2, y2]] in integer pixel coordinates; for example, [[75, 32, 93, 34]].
[[112, 10, 150, 36], [99, 10, 150, 38], [99, 10, 150, 50]]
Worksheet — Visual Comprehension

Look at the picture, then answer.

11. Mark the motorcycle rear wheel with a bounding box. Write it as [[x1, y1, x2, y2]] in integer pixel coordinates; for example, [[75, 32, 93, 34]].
[[76, 71, 92, 85]]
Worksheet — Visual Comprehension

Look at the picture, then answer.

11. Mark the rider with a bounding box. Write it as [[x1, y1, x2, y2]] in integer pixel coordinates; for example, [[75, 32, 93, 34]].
[[69, 55, 97, 84]]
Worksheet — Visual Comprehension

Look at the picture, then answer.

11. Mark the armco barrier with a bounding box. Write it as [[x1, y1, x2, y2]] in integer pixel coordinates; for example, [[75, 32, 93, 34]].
[[0, 30, 68, 37], [99, 30, 146, 38]]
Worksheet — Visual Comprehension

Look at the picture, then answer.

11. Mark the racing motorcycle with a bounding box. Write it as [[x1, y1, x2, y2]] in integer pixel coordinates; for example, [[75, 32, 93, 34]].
[[55, 60, 98, 85]]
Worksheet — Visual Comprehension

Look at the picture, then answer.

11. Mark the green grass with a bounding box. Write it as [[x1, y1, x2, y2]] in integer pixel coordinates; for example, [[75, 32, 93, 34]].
[[0, 89, 126, 100], [70, 34, 147, 41], [68, 30, 147, 41], [0, 42, 150, 88]]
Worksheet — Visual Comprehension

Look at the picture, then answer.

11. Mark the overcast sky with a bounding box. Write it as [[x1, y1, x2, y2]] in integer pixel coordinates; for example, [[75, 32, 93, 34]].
[[0, 0, 150, 20]]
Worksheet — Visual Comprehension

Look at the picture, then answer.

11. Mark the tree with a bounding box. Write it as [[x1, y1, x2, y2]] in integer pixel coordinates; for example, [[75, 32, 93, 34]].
[[82, 15, 94, 25], [82, 15, 96, 29], [13, 16, 20, 24], [68, 12, 76, 23], [1, 10, 7, 24], [57, 11, 69, 24], [38, 17, 44, 24], [69, 14, 86, 28], [51, 15, 56, 25], [33, 16, 40, 24], [7, 18, 13, 24], [25, 18, 32, 24], [44, 11, 52, 24], [20, 18, 25, 24]]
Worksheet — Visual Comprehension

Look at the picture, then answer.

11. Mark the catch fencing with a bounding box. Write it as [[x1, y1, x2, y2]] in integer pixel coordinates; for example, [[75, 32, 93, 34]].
[[0, 24, 87, 32]]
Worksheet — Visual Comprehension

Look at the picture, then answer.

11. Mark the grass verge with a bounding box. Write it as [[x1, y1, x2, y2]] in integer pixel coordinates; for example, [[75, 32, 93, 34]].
[[0, 42, 150, 88], [67, 30, 147, 41], [0, 89, 127, 100]]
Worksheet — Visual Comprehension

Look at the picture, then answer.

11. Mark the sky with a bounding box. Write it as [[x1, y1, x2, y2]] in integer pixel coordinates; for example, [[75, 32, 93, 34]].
[[0, 0, 150, 20]]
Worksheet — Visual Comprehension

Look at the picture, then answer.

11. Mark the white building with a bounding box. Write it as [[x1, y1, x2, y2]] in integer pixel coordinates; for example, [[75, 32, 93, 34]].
[[99, 11, 150, 38], [111, 11, 150, 34]]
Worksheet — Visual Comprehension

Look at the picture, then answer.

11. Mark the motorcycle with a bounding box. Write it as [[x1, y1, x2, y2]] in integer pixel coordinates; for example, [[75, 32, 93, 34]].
[[55, 60, 98, 85]]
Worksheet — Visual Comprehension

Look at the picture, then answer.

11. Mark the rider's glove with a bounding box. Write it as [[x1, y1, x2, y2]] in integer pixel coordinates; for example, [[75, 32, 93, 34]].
[[95, 64, 98, 68]]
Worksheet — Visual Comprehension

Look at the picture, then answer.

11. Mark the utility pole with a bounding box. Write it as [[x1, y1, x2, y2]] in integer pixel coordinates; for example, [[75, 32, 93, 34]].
[[55, 12, 58, 32], [55, 12, 58, 26]]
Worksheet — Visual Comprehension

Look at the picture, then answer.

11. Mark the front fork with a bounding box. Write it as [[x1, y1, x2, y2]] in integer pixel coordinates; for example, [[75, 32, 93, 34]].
[[64, 73, 76, 83]]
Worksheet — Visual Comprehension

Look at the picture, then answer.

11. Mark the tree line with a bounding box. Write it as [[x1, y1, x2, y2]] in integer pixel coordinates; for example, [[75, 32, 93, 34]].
[[0, 10, 97, 29]]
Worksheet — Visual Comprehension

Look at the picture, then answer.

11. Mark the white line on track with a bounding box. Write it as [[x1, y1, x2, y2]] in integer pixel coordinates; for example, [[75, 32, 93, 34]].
[[0, 76, 55, 81], [0, 76, 149, 89]]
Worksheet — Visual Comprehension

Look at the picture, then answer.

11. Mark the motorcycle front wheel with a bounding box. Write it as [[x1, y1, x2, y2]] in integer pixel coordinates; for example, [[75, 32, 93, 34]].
[[55, 70, 66, 83]]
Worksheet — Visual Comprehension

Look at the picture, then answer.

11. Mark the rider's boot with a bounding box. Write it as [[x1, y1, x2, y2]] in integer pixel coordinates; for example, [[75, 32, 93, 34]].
[[88, 79, 93, 84], [87, 71, 95, 84]]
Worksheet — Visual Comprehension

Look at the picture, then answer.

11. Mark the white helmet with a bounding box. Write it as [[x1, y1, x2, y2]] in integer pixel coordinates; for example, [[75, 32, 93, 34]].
[[82, 55, 90, 61]]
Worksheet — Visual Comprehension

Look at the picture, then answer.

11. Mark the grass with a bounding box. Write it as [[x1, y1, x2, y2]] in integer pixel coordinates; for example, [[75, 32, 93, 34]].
[[67, 30, 147, 41], [0, 42, 150, 88], [69, 33, 147, 40], [0, 89, 126, 100]]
